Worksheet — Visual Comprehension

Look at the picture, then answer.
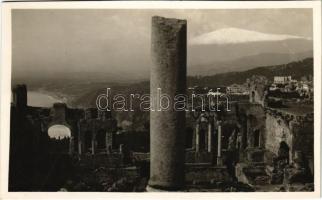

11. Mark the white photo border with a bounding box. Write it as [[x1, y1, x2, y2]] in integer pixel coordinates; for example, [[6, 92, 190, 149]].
[[0, 1, 321, 199]]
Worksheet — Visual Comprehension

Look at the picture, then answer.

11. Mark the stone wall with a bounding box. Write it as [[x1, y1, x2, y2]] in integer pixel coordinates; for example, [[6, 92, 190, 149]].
[[185, 151, 214, 164], [238, 103, 266, 149], [264, 111, 313, 165], [265, 113, 292, 157], [185, 164, 231, 184], [248, 76, 268, 106]]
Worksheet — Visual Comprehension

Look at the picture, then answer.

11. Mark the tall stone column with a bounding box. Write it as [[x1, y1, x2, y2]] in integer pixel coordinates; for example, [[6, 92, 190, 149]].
[[91, 135, 95, 155], [217, 121, 223, 165], [246, 116, 253, 147], [105, 131, 109, 153], [289, 120, 300, 163], [148, 16, 187, 191], [91, 123, 96, 155], [207, 122, 212, 152], [69, 135, 74, 155], [12, 84, 27, 110], [195, 123, 200, 152], [106, 131, 113, 153], [77, 122, 82, 155]]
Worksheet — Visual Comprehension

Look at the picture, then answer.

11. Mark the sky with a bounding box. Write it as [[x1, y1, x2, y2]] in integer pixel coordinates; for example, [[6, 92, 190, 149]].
[[12, 9, 313, 81]]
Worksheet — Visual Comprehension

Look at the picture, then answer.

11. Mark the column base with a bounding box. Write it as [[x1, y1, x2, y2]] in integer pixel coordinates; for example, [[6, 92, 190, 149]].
[[146, 185, 185, 192], [146, 185, 167, 192], [217, 157, 223, 166]]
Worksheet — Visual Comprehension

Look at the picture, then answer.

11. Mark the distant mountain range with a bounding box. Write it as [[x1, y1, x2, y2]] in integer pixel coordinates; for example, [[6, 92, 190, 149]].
[[188, 51, 313, 75], [13, 27, 313, 83], [188, 27, 313, 75]]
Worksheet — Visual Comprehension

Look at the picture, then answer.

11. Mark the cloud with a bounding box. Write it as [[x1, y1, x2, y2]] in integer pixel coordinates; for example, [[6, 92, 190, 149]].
[[190, 27, 311, 45]]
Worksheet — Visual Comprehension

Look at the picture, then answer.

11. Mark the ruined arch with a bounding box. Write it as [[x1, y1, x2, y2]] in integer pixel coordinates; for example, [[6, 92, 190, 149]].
[[221, 121, 239, 150], [251, 91, 255, 103], [253, 129, 260, 147], [84, 130, 92, 153], [278, 141, 290, 163], [199, 129, 206, 150], [185, 127, 193, 149], [48, 124, 71, 139], [96, 129, 106, 150], [47, 124, 72, 154]]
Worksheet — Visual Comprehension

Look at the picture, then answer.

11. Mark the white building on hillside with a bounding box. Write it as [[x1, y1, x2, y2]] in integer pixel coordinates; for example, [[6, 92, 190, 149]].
[[274, 76, 292, 84]]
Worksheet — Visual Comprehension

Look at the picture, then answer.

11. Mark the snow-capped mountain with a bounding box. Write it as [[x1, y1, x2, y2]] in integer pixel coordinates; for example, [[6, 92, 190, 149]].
[[190, 27, 311, 45], [188, 27, 313, 75]]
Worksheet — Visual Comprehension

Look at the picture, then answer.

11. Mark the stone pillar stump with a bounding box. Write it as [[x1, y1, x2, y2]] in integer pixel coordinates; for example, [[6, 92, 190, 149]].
[[148, 16, 187, 191]]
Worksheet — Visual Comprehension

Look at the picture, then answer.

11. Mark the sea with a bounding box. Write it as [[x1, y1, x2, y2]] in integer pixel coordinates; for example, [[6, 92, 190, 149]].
[[27, 91, 63, 107]]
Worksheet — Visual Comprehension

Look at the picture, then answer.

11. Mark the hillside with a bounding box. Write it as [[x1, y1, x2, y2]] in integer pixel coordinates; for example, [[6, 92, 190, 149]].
[[187, 57, 313, 87], [188, 51, 312, 75]]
